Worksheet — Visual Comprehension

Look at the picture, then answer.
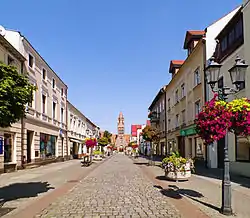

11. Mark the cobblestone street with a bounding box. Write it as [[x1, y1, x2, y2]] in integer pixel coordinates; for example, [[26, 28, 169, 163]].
[[36, 154, 181, 218]]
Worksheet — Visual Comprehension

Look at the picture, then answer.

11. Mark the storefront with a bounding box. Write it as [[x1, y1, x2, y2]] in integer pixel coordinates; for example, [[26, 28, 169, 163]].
[[40, 133, 57, 159], [180, 125, 205, 159]]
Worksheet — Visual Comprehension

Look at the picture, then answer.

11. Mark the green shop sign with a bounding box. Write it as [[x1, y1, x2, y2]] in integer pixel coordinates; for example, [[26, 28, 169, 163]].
[[180, 126, 197, 136]]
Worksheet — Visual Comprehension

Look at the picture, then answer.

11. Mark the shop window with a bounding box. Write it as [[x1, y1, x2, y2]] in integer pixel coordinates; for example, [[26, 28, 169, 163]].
[[236, 136, 250, 162], [195, 137, 204, 158], [4, 134, 13, 163], [40, 133, 56, 158]]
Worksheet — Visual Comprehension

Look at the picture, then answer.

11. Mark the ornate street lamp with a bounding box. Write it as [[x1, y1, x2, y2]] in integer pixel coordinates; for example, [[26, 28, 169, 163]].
[[86, 129, 89, 135], [205, 56, 248, 215]]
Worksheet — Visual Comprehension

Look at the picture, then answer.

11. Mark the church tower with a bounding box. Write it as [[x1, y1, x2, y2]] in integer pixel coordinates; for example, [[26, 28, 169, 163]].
[[115, 112, 127, 150]]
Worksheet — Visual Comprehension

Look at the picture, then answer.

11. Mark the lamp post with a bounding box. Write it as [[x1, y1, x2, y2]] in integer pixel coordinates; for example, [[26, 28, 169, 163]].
[[205, 56, 248, 215]]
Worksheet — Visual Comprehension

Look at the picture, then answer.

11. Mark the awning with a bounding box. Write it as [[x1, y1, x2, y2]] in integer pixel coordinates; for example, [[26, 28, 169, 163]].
[[69, 138, 82, 143]]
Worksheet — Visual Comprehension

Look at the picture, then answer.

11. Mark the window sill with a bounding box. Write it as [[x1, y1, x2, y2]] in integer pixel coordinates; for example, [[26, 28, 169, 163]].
[[28, 66, 36, 75], [180, 96, 186, 101]]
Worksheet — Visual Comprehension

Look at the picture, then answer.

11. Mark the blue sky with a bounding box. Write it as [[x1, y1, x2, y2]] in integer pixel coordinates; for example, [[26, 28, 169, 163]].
[[0, 0, 242, 134]]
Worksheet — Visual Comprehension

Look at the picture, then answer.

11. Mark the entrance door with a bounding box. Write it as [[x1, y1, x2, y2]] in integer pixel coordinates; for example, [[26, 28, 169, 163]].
[[217, 137, 225, 168], [178, 136, 185, 157], [27, 131, 33, 163], [72, 142, 78, 159]]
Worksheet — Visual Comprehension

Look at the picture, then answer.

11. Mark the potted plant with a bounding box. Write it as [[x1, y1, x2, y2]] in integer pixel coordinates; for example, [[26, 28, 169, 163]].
[[162, 151, 194, 181], [93, 150, 103, 161]]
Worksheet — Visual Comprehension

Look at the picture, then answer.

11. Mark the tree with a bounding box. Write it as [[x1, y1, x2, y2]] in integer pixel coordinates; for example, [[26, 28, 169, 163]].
[[0, 63, 36, 128], [142, 125, 160, 165], [98, 137, 109, 147], [103, 130, 112, 143]]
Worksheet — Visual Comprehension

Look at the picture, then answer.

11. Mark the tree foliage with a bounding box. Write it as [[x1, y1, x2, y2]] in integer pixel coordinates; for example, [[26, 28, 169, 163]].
[[103, 130, 112, 143], [142, 125, 160, 143], [0, 63, 36, 128], [98, 137, 109, 146]]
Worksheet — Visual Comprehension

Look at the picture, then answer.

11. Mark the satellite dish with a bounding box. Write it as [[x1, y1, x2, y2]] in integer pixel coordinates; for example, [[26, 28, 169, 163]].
[[0, 26, 6, 36]]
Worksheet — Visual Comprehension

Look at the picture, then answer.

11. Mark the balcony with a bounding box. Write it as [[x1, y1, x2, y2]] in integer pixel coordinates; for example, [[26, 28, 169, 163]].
[[148, 111, 160, 123]]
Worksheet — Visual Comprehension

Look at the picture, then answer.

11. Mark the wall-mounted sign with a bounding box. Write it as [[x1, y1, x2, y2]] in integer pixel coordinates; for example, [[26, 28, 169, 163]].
[[0, 137, 3, 155]]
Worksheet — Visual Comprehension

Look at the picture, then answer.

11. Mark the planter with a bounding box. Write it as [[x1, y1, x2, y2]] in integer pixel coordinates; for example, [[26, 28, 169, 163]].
[[165, 163, 191, 181], [93, 154, 102, 161]]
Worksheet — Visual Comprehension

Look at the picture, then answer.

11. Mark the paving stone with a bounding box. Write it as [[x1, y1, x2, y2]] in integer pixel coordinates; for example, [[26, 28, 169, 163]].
[[37, 154, 181, 218]]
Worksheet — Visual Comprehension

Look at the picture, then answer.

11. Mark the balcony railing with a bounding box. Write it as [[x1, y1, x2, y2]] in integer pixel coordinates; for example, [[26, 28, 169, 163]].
[[148, 111, 160, 123]]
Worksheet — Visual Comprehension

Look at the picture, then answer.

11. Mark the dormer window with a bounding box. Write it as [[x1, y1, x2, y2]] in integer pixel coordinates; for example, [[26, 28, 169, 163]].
[[184, 30, 205, 56]]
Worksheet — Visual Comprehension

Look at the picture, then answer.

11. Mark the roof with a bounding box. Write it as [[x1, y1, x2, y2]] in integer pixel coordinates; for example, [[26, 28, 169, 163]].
[[183, 30, 205, 49], [215, 6, 243, 40], [0, 34, 26, 62], [169, 60, 185, 73], [148, 85, 167, 111]]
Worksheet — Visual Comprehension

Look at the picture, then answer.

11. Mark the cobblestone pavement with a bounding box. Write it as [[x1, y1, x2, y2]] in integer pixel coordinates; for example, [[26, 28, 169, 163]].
[[36, 154, 181, 218]]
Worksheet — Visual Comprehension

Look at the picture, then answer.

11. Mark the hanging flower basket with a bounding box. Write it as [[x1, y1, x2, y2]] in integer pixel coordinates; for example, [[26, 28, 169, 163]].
[[85, 138, 97, 148], [195, 94, 250, 145]]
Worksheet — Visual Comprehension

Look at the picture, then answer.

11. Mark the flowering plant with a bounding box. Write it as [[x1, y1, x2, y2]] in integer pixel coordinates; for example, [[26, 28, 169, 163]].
[[195, 94, 250, 144], [162, 151, 194, 173], [85, 138, 97, 148]]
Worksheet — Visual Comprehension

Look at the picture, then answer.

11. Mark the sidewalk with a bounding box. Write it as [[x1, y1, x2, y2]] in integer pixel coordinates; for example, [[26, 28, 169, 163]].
[[134, 156, 250, 218]]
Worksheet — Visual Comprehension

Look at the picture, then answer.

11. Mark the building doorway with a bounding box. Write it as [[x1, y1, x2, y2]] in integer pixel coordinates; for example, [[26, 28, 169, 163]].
[[27, 131, 33, 163], [72, 142, 78, 159], [4, 133, 13, 163]]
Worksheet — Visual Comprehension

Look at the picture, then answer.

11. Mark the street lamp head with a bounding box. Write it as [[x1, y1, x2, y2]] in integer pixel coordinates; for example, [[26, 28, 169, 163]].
[[205, 57, 222, 90], [228, 56, 248, 90], [86, 129, 89, 134]]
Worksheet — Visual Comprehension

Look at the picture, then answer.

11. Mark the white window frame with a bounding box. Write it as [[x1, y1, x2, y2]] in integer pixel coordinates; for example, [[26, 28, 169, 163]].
[[175, 89, 179, 103], [175, 114, 179, 127], [195, 100, 201, 116], [181, 83, 185, 98], [52, 101, 57, 120], [52, 78, 56, 90], [194, 67, 201, 86], [41, 93, 47, 114], [28, 53, 35, 70], [42, 68, 47, 81]]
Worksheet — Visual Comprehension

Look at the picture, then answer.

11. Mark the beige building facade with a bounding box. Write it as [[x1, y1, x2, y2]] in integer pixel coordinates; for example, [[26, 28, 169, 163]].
[[148, 86, 167, 156], [166, 33, 206, 160], [206, 1, 250, 177], [0, 34, 26, 173], [68, 101, 99, 159], [4, 29, 68, 165]]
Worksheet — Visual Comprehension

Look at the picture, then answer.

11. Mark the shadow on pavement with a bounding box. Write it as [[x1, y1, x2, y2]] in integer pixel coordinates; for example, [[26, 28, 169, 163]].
[[194, 164, 250, 189], [156, 184, 220, 212], [0, 181, 54, 207]]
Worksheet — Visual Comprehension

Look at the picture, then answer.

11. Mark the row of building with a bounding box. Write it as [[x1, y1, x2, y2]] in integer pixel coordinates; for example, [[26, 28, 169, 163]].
[[0, 26, 100, 173], [148, 0, 250, 177]]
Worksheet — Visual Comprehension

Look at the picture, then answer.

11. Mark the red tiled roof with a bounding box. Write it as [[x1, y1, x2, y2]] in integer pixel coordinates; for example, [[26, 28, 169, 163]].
[[184, 30, 205, 49], [169, 60, 185, 73]]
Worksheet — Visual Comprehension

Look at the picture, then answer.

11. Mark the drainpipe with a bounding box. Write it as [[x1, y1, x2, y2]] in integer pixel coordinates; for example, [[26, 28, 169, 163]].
[[21, 62, 25, 168], [66, 89, 69, 160], [164, 87, 168, 156], [202, 37, 208, 168]]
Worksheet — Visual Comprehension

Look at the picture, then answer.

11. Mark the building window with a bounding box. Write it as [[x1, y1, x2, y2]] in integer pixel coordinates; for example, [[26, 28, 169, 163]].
[[159, 102, 162, 113], [7, 55, 15, 65], [42, 95, 46, 114], [221, 37, 228, 52], [181, 84, 185, 98], [194, 68, 201, 86], [52, 102, 56, 119], [195, 100, 201, 116], [236, 135, 250, 162], [235, 19, 243, 39], [162, 99, 165, 111], [52, 78, 56, 89], [175, 90, 179, 103], [28, 54, 34, 68], [175, 114, 179, 127], [42, 68, 46, 80], [228, 29, 235, 46], [168, 98, 170, 109], [168, 119, 171, 128], [182, 110, 186, 124], [40, 133, 56, 158], [4, 133, 13, 163], [61, 108, 64, 123], [61, 88, 64, 96]]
